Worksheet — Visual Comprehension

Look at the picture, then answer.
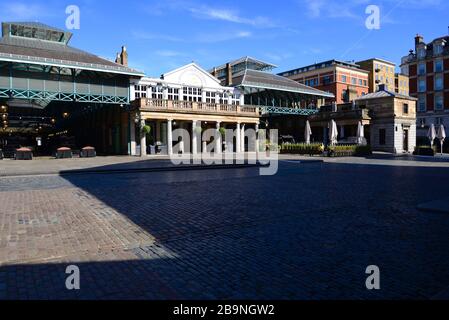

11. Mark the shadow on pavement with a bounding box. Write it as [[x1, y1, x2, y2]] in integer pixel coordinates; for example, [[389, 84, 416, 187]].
[[2, 160, 449, 300]]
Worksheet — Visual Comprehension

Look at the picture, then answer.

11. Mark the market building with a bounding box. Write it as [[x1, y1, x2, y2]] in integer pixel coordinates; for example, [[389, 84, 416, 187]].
[[0, 22, 144, 157], [209, 56, 335, 143], [129, 62, 259, 155]]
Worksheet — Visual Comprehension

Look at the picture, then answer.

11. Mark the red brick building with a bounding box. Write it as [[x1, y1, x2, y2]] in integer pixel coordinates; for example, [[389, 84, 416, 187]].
[[401, 34, 449, 138], [278, 60, 369, 104]]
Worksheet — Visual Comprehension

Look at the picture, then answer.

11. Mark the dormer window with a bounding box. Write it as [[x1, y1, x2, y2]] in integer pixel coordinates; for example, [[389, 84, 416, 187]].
[[417, 47, 427, 59], [434, 42, 444, 56]]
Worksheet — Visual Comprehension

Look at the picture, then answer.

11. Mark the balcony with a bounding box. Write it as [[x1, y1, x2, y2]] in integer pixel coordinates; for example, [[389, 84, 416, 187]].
[[133, 98, 259, 118]]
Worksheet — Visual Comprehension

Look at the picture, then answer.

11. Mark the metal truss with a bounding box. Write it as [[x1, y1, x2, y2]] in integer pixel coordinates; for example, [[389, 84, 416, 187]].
[[0, 88, 128, 105], [259, 106, 319, 116]]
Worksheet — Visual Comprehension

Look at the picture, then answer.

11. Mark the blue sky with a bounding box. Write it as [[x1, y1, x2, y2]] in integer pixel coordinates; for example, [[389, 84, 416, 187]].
[[0, 0, 448, 76]]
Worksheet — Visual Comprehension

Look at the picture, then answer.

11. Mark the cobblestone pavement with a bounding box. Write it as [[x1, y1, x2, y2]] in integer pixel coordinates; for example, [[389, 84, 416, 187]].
[[1, 160, 449, 299]]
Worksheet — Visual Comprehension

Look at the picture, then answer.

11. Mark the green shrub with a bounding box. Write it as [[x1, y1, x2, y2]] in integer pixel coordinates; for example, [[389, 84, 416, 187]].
[[141, 125, 151, 134], [413, 146, 435, 156], [280, 143, 324, 155], [327, 144, 372, 157], [354, 145, 372, 156]]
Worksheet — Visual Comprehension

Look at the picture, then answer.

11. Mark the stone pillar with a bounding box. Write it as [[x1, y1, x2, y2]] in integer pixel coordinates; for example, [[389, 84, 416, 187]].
[[162, 87, 168, 100], [167, 119, 173, 155], [240, 124, 245, 152], [130, 115, 136, 156], [216, 121, 222, 154], [140, 118, 146, 157], [236, 122, 241, 153], [255, 123, 259, 153], [192, 120, 198, 155]]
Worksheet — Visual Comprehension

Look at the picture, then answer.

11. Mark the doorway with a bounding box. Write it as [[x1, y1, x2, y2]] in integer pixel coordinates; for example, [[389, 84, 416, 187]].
[[403, 129, 409, 152]]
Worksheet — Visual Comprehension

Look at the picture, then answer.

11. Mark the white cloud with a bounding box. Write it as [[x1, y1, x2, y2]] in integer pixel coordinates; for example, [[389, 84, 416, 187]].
[[194, 30, 252, 43], [132, 31, 184, 42], [155, 50, 183, 57], [133, 29, 252, 44], [189, 6, 275, 27], [301, 0, 444, 20]]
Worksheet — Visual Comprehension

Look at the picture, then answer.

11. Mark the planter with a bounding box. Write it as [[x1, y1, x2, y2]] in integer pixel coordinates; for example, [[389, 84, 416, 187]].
[[15, 147, 33, 160], [56, 147, 73, 159], [80, 146, 96, 158], [413, 146, 435, 156]]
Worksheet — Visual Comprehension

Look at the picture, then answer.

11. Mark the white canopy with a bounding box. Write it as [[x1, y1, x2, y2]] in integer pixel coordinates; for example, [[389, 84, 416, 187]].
[[428, 123, 437, 147], [328, 120, 338, 146], [304, 120, 312, 144]]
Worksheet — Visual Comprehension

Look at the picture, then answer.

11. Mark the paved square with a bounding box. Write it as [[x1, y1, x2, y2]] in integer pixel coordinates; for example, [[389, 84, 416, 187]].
[[1, 158, 449, 299]]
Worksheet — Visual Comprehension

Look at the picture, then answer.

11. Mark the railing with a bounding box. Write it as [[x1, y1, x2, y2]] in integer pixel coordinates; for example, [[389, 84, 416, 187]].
[[138, 99, 259, 117]]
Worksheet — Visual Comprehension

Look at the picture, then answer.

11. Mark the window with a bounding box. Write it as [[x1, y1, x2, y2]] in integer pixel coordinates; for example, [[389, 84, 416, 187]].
[[358, 79, 363, 86], [232, 91, 241, 105], [305, 78, 318, 86], [418, 79, 426, 92], [363, 80, 367, 86], [435, 74, 443, 91], [341, 75, 347, 83], [435, 60, 443, 72], [218, 92, 228, 104], [403, 103, 409, 114], [205, 91, 215, 103], [351, 77, 357, 85], [167, 87, 179, 100], [419, 118, 426, 127], [134, 85, 147, 99], [418, 95, 426, 112], [322, 75, 331, 85], [434, 44, 444, 55], [379, 129, 386, 145], [435, 93, 443, 110], [183, 87, 202, 102], [418, 63, 426, 75], [151, 85, 163, 99], [418, 48, 427, 59]]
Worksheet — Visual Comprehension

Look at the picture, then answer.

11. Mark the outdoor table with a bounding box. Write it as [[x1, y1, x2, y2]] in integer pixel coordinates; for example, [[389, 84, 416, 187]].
[[80, 146, 96, 158], [56, 147, 73, 159], [15, 147, 33, 160]]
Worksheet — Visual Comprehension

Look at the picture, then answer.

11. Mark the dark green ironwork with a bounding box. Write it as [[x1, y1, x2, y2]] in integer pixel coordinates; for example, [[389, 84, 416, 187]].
[[260, 106, 319, 116]]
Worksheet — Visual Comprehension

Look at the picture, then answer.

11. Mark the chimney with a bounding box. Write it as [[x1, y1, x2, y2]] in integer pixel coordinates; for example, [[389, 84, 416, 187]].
[[378, 84, 386, 92], [120, 46, 128, 66], [115, 53, 121, 65], [226, 63, 232, 86], [415, 34, 424, 46]]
